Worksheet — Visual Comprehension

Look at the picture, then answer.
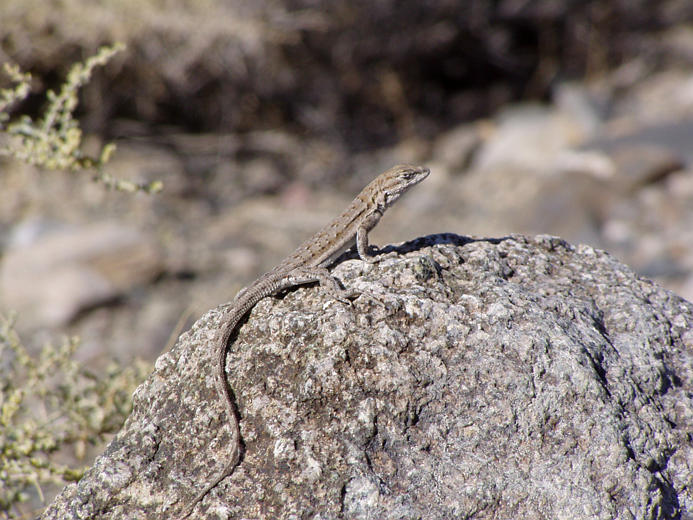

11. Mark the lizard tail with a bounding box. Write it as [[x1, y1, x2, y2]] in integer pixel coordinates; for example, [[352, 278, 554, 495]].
[[176, 322, 243, 519]]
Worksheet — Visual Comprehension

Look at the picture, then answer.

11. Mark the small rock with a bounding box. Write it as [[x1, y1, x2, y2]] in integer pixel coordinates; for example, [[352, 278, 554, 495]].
[[555, 149, 615, 179], [473, 103, 596, 172], [608, 144, 685, 190], [0, 221, 163, 327], [432, 123, 480, 171]]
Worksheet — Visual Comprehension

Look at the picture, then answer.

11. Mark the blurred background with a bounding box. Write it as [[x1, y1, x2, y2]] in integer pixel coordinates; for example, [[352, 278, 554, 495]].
[[2, 0, 693, 445], [3, 0, 693, 514]]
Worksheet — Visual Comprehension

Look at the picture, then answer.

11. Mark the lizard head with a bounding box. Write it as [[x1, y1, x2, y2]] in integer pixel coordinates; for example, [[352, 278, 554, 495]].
[[376, 164, 430, 211]]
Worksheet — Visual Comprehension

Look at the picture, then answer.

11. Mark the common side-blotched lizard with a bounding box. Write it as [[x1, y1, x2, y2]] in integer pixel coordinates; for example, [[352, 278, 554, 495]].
[[178, 164, 430, 518]]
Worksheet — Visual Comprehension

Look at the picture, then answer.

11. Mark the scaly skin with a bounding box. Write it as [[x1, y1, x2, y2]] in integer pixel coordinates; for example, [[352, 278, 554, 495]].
[[177, 164, 430, 518]]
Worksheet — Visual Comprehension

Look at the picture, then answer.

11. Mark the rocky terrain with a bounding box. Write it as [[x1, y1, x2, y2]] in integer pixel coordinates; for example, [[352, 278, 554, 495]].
[[1, 2, 693, 517]]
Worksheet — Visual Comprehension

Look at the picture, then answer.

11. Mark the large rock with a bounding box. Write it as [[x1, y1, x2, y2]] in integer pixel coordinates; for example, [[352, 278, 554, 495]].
[[41, 234, 692, 519]]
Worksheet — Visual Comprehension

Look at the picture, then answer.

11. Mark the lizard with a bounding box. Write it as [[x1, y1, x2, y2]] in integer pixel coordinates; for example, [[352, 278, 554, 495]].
[[177, 164, 430, 518]]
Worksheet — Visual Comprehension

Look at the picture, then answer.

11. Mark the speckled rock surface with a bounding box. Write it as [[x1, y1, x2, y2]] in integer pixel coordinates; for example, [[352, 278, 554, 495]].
[[40, 234, 693, 519]]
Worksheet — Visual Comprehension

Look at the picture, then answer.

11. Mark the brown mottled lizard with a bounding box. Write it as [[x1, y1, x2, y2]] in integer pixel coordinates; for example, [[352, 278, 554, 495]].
[[178, 164, 430, 518]]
